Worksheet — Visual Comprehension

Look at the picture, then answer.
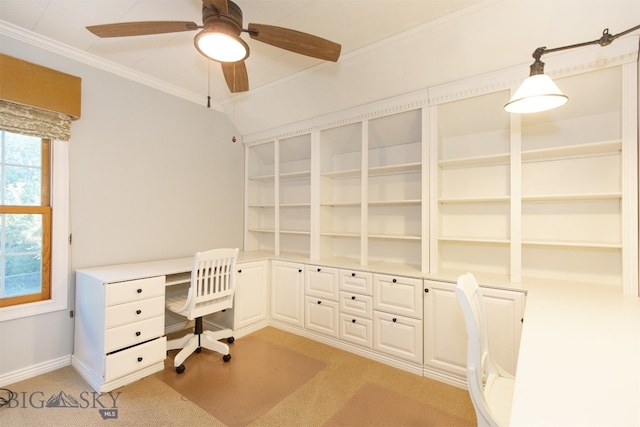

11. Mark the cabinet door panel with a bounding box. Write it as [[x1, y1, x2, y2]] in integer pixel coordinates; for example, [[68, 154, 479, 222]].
[[271, 261, 304, 326], [373, 274, 422, 319], [340, 314, 373, 348], [305, 296, 339, 337], [235, 261, 269, 329], [373, 311, 422, 363]]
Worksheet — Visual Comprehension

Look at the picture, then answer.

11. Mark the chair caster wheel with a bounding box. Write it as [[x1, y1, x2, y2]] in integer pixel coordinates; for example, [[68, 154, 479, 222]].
[[176, 364, 185, 374], [227, 337, 235, 344], [195, 347, 202, 353], [223, 354, 231, 362]]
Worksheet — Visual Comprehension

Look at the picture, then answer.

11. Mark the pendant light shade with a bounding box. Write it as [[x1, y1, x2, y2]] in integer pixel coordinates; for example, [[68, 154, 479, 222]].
[[504, 74, 568, 114], [195, 29, 249, 63], [504, 25, 640, 114]]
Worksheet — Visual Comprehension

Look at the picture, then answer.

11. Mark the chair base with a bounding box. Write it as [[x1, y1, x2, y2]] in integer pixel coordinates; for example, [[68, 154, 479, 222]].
[[166, 317, 233, 372]]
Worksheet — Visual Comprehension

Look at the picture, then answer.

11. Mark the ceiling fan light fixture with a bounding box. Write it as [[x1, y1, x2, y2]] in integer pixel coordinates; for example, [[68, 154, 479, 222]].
[[195, 29, 249, 63]]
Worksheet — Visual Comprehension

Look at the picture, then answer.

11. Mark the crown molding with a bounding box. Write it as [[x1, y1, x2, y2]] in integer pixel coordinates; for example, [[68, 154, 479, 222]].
[[0, 20, 224, 113]]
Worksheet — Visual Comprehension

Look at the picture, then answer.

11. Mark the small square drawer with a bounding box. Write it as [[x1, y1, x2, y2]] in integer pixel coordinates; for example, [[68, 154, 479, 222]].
[[104, 336, 167, 382], [339, 291, 373, 319], [105, 276, 165, 307], [105, 316, 164, 354], [339, 270, 373, 295], [339, 314, 373, 349], [105, 296, 165, 329]]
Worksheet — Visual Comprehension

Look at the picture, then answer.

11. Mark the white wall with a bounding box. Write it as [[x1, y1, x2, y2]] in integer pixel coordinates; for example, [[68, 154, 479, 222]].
[[227, 0, 640, 137], [0, 34, 244, 378]]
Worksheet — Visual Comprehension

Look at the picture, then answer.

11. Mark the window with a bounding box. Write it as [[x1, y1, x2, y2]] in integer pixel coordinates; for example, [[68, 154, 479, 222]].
[[0, 130, 51, 308]]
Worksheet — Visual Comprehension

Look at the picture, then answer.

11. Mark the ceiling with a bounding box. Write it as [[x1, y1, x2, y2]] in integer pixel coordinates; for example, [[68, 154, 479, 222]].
[[0, 0, 484, 107]]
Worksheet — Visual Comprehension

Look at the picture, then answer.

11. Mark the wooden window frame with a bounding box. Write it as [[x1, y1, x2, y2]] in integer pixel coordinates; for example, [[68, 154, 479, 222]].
[[0, 138, 52, 308]]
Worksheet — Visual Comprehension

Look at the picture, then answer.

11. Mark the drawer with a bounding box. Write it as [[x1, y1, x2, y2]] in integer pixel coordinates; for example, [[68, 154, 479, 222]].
[[339, 270, 373, 295], [373, 274, 423, 319], [105, 276, 165, 307], [104, 336, 167, 382], [304, 296, 339, 338], [305, 265, 339, 300], [339, 314, 373, 348], [373, 311, 423, 364], [105, 316, 164, 353], [339, 291, 373, 319], [105, 296, 165, 329]]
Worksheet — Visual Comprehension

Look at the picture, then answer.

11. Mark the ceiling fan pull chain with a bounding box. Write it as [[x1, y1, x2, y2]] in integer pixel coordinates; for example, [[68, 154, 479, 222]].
[[232, 64, 237, 143], [207, 59, 212, 108]]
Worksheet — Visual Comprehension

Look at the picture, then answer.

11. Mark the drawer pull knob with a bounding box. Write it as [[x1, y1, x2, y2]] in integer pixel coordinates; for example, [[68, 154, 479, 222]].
[[424, 288, 429, 293], [238, 269, 242, 273], [392, 279, 397, 283], [136, 288, 142, 293], [137, 357, 143, 362], [351, 296, 356, 300], [298, 269, 302, 273], [352, 319, 356, 323], [317, 301, 321, 304], [351, 272, 356, 277], [392, 318, 397, 322], [136, 331, 141, 336], [317, 268, 321, 272], [136, 309, 142, 314]]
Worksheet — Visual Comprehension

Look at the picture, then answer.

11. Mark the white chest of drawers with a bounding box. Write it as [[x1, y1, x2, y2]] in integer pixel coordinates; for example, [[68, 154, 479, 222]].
[[72, 272, 167, 393]]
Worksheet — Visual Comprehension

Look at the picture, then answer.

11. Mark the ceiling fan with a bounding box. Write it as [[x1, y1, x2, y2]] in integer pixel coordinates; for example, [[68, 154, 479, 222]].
[[86, 0, 342, 93]]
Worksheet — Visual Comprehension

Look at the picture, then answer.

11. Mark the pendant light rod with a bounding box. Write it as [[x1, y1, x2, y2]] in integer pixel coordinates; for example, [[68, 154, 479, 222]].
[[530, 24, 640, 72], [505, 24, 640, 114]]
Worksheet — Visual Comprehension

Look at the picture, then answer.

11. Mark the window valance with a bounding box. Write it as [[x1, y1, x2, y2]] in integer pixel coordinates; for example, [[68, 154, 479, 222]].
[[0, 100, 72, 141], [0, 54, 81, 141]]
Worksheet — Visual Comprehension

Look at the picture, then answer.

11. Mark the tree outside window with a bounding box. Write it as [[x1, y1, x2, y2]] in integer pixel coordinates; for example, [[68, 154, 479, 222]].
[[0, 130, 51, 307]]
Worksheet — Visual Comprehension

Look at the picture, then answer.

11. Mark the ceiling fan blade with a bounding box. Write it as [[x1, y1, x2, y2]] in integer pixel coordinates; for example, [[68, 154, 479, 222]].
[[87, 21, 199, 38], [221, 61, 249, 93], [248, 23, 341, 62], [204, 0, 228, 15]]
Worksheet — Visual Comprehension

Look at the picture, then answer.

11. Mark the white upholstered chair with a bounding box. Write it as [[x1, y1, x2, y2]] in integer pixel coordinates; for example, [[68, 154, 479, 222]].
[[455, 273, 515, 427], [166, 248, 239, 374]]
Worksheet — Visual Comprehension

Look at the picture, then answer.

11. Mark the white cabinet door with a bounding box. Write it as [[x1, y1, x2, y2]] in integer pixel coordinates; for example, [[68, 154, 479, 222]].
[[305, 296, 339, 337], [235, 260, 269, 329], [423, 279, 525, 377], [271, 260, 304, 327], [373, 311, 423, 364], [373, 274, 423, 319], [305, 265, 339, 300]]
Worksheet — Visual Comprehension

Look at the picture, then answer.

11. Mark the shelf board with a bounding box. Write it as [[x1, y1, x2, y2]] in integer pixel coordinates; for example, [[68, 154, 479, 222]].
[[368, 162, 421, 176], [280, 230, 310, 235], [280, 170, 311, 181], [248, 174, 275, 182], [165, 272, 191, 286], [369, 234, 421, 241], [280, 203, 311, 208], [521, 140, 622, 162], [320, 168, 361, 179], [369, 199, 421, 206], [522, 240, 622, 249], [439, 196, 510, 204], [439, 153, 510, 168], [438, 237, 510, 244], [320, 232, 360, 238], [521, 193, 622, 202], [320, 201, 361, 207], [248, 204, 275, 208], [247, 228, 275, 234]]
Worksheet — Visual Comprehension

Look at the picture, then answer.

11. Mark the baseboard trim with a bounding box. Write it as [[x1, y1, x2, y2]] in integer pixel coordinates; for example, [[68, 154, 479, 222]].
[[0, 354, 71, 388]]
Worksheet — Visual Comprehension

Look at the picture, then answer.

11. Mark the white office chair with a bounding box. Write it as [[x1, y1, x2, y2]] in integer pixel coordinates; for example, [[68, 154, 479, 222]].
[[166, 248, 239, 374], [455, 273, 515, 427]]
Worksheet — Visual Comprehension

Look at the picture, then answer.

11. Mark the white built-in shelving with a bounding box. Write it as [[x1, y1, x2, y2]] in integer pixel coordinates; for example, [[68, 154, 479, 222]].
[[244, 36, 638, 295]]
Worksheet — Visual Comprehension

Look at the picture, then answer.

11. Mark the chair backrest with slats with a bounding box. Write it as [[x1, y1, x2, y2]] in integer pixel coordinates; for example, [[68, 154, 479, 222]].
[[186, 248, 239, 320], [455, 272, 500, 426]]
